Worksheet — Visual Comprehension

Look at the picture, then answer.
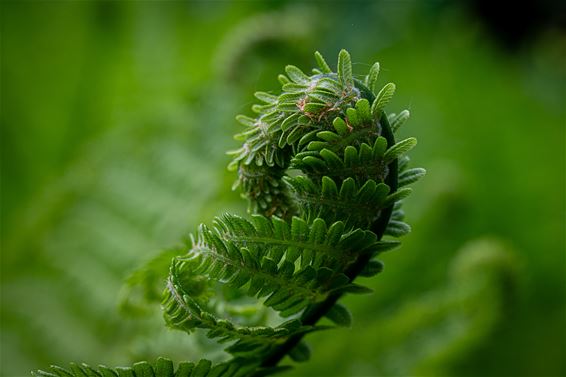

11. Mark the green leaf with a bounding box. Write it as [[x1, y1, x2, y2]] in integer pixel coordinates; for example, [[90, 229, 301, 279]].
[[360, 260, 384, 277], [367, 62, 380, 93], [115, 368, 135, 377], [69, 364, 90, 377], [50, 366, 74, 377], [175, 362, 194, 377], [384, 220, 412, 237], [133, 362, 154, 377], [355, 99, 371, 122], [319, 149, 344, 169], [337, 49, 353, 89], [98, 366, 118, 377], [383, 187, 413, 207], [285, 65, 310, 84], [278, 74, 290, 85], [155, 358, 174, 377], [308, 90, 339, 104], [399, 167, 426, 187], [340, 284, 374, 294], [192, 360, 212, 377], [289, 341, 311, 362], [314, 51, 332, 73], [371, 82, 396, 119], [383, 137, 417, 163], [254, 92, 277, 104], [372, 136, 388, 159], [325, 303, 352, 327], [346, 108, 360, 127], [373, 240, 401, 253], [390, 109, 410, 132], [307, 141, 326, 151], [316, 131, 341, 142], [332, 117, 349, 135], [32, 371, 58, 377]]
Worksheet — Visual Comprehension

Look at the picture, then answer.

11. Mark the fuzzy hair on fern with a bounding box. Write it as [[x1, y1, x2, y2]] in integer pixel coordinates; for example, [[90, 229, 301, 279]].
[[34, 50, 424, 377]]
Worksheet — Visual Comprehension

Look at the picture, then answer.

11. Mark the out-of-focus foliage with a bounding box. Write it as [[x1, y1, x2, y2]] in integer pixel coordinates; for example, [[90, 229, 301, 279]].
[[1, 1, 564, 377]]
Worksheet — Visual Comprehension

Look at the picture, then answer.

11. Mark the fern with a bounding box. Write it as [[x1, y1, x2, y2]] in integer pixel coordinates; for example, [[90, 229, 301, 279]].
[[34, 50, 424, 377]]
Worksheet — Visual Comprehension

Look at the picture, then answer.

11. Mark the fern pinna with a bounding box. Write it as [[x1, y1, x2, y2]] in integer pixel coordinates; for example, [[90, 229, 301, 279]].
[[34, 50, 424, 377]]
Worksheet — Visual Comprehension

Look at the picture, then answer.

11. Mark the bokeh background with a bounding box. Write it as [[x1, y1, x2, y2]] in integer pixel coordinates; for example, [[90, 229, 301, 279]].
[[1, 1, 565, 376]]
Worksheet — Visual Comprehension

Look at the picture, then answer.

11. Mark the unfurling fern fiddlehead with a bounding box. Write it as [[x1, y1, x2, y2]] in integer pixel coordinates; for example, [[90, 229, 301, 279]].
[[34, 50, 424, 377]]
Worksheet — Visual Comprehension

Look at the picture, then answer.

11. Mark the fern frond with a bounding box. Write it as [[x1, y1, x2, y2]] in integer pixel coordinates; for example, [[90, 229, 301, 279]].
[[168, 213, 388, 316], [290, 138, 417, 205], [162, 265, 322, 358], [291, 140, 388, 185], [214, 214, 386, 267], [35, 50, 425, 377], [33, 358, 265, 377], [286, 175, 392, 230]]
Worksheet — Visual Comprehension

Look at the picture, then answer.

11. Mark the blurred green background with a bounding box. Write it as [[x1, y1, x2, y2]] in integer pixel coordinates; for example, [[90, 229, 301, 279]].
[[1, 1, 564, 376]]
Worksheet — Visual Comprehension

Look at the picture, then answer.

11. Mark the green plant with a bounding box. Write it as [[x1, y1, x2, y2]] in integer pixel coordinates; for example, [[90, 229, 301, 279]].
[[33, 50, 424, 377]]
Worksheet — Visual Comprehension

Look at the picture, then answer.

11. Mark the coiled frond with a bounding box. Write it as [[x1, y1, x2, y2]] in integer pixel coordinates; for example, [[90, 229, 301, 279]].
[[36, 50, 424, 377], [166, 49, 424, 372]]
